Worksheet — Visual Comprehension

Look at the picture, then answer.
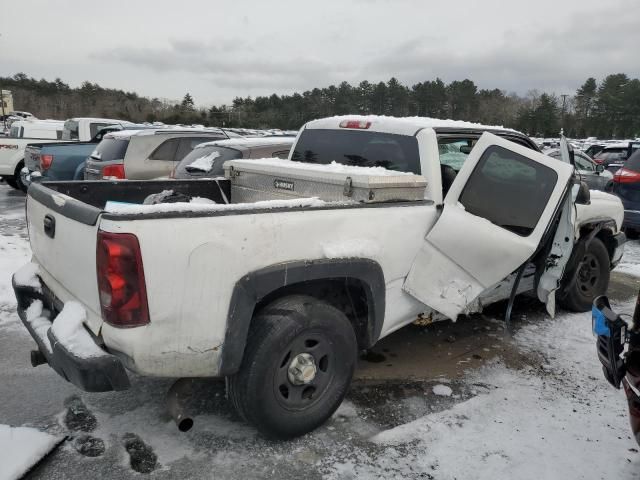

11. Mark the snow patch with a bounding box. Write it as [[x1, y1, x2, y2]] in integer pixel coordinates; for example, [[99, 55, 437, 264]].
[[432, 384, 453, 397], [13, 262, 41, 292], [104, 196, 327, 215], [329, 308, 640, 479], [186, 151, 220, 172], [189, 197, 216, 204], [0, 425, 62, 480], [322, 239, 381, 259], [230, 157, 414, 176], [50, 302, 103, 359], [24, 300, 52, 353], [614, 240, 640, 277]]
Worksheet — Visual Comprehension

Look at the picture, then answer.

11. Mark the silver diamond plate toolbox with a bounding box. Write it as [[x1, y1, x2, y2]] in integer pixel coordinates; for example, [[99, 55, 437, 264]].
[[224, 159, 427, 203]]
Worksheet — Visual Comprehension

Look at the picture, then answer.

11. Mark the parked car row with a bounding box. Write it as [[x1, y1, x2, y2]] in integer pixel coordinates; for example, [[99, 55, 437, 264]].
[[0, 114, 298, 190], [0, 117, 135, 190]]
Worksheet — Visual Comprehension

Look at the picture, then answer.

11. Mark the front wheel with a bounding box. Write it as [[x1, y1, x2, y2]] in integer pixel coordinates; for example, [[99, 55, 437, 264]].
[[559, 237, 610, 312], [228, 295, 357, 439]]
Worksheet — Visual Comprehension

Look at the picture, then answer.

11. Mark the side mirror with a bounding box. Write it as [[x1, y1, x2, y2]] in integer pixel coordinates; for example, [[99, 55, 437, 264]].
[[568, 147, 575, 166], [575, 181, 591, 205], [596, 164, 605, 174]]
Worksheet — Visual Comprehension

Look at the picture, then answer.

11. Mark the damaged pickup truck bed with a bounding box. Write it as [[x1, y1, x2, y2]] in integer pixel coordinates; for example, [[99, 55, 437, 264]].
[[14, 115, 626, 438]]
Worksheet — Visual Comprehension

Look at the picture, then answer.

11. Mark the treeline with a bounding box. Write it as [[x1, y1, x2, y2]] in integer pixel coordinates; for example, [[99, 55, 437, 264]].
[[3, 72, 640, 138], [0, 73, 209, 125]]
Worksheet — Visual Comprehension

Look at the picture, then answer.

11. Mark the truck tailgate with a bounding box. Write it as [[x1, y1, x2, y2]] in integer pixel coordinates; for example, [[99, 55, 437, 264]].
[[27, 184, 103, 333]]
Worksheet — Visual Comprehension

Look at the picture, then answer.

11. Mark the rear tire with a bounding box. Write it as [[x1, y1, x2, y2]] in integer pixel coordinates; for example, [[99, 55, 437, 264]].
[[559, 237, 610, 312], [228, 295, 357, 439], [14, 161, 27, 192]]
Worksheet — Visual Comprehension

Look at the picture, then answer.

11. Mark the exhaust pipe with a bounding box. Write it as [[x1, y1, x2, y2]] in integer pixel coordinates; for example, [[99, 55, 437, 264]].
[[30, 349, 47, 367], [166, 378, 196, 432]]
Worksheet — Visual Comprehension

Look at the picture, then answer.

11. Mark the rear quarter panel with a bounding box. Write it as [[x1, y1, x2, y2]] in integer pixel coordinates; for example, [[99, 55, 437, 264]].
[[99, 203, 435, 377]]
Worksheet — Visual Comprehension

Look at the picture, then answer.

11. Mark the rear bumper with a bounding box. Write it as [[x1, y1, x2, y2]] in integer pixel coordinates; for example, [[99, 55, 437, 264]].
[[13, 275, 130, 392]]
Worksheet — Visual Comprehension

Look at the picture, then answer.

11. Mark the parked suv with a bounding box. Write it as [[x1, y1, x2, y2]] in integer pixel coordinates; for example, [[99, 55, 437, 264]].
[[173, 137, 294, 179], [84, 129, 230, 180]]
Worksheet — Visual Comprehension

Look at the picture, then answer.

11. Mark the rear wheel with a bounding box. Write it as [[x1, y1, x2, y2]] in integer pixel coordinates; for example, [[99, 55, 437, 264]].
[[559, 237, 610, 312], [14, 161, 27, 192], [228, 295, 357, 439]]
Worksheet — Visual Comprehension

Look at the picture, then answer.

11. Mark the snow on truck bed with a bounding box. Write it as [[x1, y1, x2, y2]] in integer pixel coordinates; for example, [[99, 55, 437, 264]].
[[104, 196, 329, 215], [103, 160, 420, 214]]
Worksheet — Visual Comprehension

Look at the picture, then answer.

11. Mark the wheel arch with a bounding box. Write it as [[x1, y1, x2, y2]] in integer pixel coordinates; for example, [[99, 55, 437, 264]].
[[219, 258, 385, 376]]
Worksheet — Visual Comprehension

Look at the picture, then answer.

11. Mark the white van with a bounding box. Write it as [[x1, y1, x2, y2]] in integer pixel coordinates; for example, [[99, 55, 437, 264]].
[[9, 120, 64, 140]]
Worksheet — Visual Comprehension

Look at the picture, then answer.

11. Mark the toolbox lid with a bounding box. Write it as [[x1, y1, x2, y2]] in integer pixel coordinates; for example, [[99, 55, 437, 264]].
[[224, 158, 427, 189]]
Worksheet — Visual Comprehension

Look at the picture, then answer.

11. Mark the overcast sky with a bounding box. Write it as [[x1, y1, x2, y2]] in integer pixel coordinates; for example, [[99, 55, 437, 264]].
[[2, 0, 639, 106]]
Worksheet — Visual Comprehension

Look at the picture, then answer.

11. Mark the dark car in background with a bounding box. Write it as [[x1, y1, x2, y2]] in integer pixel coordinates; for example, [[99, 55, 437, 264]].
[[594, 142, 640, 172], [172, 137, 294, 179], [610, 149, 640, 237], [546, 148, 613, 191]]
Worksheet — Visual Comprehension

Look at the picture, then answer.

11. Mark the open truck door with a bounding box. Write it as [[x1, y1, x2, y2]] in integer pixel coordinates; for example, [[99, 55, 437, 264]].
[[403, 132, 574, 319]]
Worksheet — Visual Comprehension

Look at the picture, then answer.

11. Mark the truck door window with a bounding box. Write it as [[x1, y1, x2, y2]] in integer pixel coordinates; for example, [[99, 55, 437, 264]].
[[458, 145, 558, 236], [150, 138, 180, 161]]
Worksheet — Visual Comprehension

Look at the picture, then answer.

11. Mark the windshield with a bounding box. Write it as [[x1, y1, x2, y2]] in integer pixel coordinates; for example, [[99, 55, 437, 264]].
[[291, 129, 420, 173], [177, 146, 242, 176], [90, 138, 130, 162], [62, 120, 79, 140]]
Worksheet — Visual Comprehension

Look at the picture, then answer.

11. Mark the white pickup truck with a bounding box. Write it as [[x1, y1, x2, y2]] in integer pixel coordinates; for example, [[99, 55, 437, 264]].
[[0, 117, 131, 190], [14, 115, 626, 438]]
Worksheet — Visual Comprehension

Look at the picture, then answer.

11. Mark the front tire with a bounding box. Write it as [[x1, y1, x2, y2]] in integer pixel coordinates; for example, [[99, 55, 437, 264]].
[[228, 295, 357, 439], [559, 237, 610, 312]]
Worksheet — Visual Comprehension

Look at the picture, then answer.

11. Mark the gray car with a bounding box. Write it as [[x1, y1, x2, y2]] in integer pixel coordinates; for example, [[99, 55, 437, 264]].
[[172, 137, 294, 179], [85, 129, 231, 180], [547, 149, 613, 191]]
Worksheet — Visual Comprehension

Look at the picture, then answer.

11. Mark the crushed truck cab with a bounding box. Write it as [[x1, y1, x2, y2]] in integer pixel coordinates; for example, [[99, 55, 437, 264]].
[[15, 115, 626, 438]]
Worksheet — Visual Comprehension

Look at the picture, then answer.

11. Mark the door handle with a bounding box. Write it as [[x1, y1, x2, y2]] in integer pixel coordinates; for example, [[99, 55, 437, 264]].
[[43, 214, 56, 238]]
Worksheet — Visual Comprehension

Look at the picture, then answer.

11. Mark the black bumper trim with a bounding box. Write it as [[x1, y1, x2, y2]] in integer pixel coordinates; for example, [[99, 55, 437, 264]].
[[13, 275, 130, 392]]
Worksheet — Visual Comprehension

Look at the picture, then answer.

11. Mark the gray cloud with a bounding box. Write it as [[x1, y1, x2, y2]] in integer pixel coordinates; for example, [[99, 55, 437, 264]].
[[3, 0, 638, 104]]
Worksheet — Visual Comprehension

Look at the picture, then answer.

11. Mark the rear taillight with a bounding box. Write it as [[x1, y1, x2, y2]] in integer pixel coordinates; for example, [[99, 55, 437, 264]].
[[169, 167, 176, 179], [339, 119, 371, 129], [102, 164, 125, 179], [614, 168, 640, 184], [40, 154, 54, 170], [96, 231, 149, 328]]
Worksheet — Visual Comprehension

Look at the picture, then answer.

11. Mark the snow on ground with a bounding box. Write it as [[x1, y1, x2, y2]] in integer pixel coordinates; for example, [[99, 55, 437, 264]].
[[431, 384, 453, 397], [0, 227, 32, 332], [323, 308, 640, 479], [615, 239, 640, 277], [0, 425, 62, 480]]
